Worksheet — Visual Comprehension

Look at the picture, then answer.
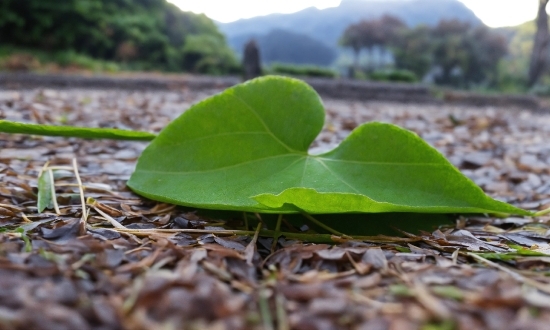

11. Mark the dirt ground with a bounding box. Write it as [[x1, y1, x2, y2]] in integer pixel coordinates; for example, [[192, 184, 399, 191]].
[[1, 86, 550, 330]]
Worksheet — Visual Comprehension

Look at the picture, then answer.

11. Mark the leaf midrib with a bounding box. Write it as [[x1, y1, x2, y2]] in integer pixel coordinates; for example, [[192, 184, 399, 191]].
[[138, 154, 305, 175], [138, 152, 445, 176]]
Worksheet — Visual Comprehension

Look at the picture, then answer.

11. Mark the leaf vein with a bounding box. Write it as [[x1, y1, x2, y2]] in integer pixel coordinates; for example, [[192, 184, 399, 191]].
[[314, 158, 362, 194], [316, 157, 446, 166], [229, 93, 302, 153]]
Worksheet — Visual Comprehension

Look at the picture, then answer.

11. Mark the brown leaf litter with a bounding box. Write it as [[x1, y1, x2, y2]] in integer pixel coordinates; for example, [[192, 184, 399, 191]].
[[1, 86, 550, 329]]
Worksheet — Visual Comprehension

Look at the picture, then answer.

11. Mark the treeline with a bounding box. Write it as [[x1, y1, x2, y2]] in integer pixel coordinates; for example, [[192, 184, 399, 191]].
[[340, 16, 507, 88], [0, 0, 239, 74]]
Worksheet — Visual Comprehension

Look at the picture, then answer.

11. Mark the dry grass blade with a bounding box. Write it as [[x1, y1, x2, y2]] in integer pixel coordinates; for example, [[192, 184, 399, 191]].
[[245, 223, 262, 265], [467, 252, 550, 294], [72, 158, 87, 223], [276, 294, 289, 330], [88, 199, 127, 229], [46, 166, 74, 171], [351, 292, 403, 313], [47, 168, 60, 214], [413, 279, 452, 320]]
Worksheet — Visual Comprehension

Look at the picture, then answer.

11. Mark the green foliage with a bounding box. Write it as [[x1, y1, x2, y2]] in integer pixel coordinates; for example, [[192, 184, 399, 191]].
[[269, 63, 338, 78], [369, 69, 417, 83], [127, 76, 528, 215], [53, 50, 119, 71], [390, 25, 433, 79], [182, 34, 240, 74], [0, 0, 238, 73], [14, 228, 32, 252], [0, 45, 120, 72]]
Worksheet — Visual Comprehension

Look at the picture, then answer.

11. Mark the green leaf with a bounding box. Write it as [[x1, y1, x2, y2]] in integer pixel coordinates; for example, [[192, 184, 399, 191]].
[[15, 227, 32, 252], [0, 120, 156, 141], [37, 170, 54, 212], [431, 285, 464, 301], [128, 76, 530, 215]]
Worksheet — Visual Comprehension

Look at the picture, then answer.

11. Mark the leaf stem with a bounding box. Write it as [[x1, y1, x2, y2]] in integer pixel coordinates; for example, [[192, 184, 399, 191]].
[[47, 169, 60, 215], [271, 214, 283, 252], [243, 212, 249, 231], [300, 212, 351, 238], [112, 227, 419, 244], [534, 206, 550, 217], [0, 120, 156, 141]]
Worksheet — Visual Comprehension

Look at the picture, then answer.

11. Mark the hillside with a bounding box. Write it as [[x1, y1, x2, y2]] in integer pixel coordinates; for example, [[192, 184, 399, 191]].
[[219, 0, 482, 59], [0, 0, 238, 74]]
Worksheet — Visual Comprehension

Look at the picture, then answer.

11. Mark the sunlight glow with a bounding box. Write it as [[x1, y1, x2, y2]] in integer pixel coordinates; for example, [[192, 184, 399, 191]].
[[170, 0, 542, 27], [458, 0, 539, 27]]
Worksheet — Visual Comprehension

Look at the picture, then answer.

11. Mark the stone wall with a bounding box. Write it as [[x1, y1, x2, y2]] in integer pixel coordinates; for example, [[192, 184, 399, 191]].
[[305, 78, 434, 103], [0, 73, 542, 110]]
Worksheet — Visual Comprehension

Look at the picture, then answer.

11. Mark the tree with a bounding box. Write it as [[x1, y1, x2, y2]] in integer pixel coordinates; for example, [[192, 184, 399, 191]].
[[339, 15, 405, 74], [464, 26, 508, 85], [339, 23, 363, 72], [182, 34, 239, 74], [528, 0, 550, 87], [373, 15, 406, 69], [390, 25, 433, 79], [430, 20, 471, 86]]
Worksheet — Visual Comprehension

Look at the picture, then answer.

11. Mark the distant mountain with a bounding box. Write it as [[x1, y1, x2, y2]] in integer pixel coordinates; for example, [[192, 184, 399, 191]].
[[236, 29, 337, 66], [219, 0, 483, 64]]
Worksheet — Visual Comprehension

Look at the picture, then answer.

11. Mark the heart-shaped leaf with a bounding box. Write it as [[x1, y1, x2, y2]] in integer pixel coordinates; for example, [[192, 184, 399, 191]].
[[127, 76, 529, 215]]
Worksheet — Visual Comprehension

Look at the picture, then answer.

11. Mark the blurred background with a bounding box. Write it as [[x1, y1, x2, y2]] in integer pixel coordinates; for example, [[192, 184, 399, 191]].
[[1, 0, 549, 94]]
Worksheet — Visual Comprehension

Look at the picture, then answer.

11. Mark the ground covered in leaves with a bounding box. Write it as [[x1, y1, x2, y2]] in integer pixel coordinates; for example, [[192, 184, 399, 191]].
[[1, 86, 550, 330]]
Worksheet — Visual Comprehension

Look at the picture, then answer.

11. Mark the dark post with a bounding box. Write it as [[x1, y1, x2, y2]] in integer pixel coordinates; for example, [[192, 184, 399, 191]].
[[528, 0, 550, 87], [243, 39, 261, 80]]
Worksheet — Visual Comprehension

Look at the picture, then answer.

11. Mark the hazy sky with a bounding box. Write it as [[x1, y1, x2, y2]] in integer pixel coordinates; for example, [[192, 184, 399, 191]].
[[170, 0, 541, 27]]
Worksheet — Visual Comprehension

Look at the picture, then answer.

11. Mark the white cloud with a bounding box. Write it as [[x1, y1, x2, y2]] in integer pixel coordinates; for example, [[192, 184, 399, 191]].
[[170, 0, 543, 27], [169, 0, 341, 23], [458, 0, 538, 27]]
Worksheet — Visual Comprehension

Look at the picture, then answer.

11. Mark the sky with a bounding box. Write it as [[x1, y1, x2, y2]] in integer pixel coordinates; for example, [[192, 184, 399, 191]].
[[169, 0, 542, 27]]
